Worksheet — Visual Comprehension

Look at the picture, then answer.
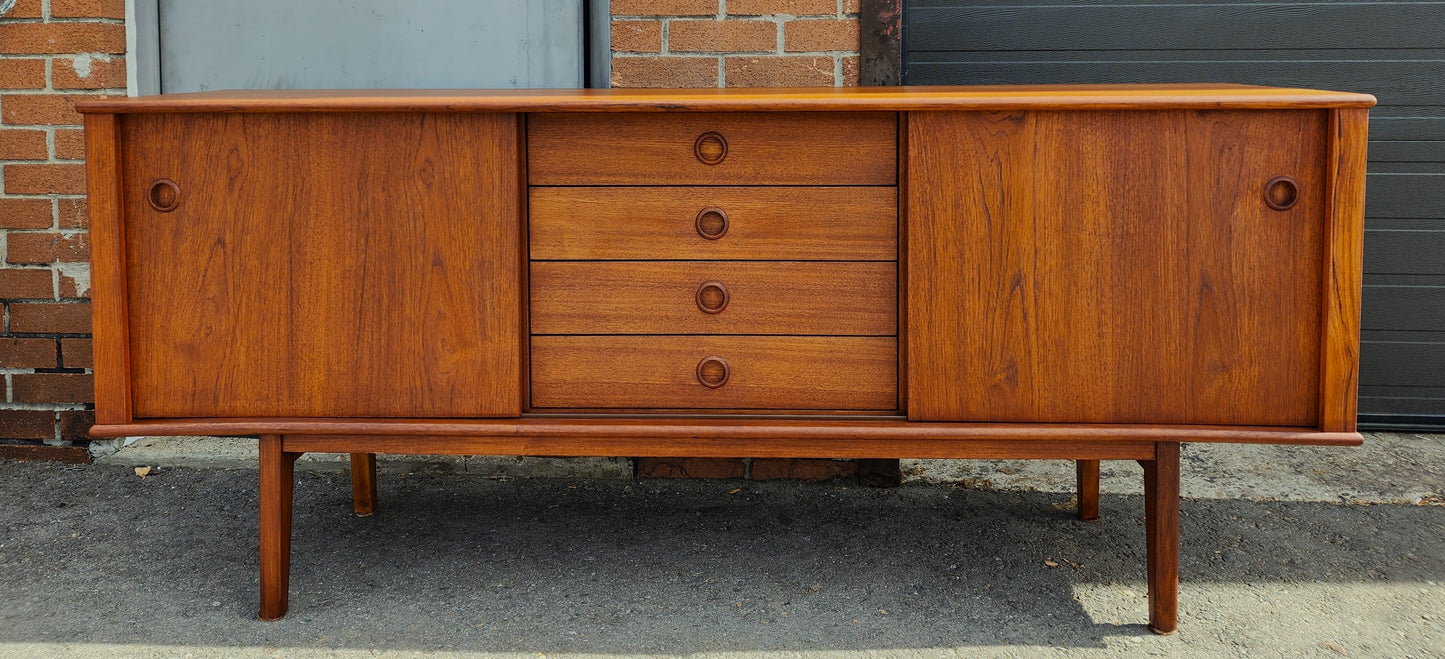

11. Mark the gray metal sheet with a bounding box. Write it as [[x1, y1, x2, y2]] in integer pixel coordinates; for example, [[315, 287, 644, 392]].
[[157, 0, 583, 92]]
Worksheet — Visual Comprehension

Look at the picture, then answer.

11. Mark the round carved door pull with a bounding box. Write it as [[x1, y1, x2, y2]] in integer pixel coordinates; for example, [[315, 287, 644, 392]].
[[694, 131, 728, 165], [1264, 176, 1299, 211], [148, 178, 181, 212], [695, 207, 729, 240], [695, 281, 730, 314], [696, 356, 730, 388]]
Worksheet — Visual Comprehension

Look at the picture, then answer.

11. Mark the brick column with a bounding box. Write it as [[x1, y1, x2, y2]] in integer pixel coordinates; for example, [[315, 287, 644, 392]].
[[611, 0, 861, 88], [0, 0, 126, 463]]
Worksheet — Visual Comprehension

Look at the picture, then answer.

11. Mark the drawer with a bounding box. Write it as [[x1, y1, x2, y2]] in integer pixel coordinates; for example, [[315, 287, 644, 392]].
[[531, 336, 898, 410], [527, 112, 897, 186], [531, 262, 896, 335], [529, 187, 897, 261]]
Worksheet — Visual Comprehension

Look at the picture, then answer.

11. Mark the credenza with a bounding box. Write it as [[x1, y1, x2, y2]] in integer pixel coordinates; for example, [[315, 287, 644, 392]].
[[78, 84, 1375, 633]]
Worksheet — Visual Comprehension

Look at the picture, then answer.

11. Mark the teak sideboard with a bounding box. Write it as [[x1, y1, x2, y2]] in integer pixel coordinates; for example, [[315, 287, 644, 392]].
[[77, 85, 1375, 633]]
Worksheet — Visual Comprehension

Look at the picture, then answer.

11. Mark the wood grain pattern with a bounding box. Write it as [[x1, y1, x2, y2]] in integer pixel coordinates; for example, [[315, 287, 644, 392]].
[[84, 113, 132, 425], [530, 262, 897, 335], [896, 112, 910, 414], [120, 112, 522, 418], [287, 434, 1155, 460], [87, 417, 1364, 447], [1142, 441, 1181, 635], [1076, 459, 1100, 521], [528, 187, 898, 261], [1320, 109, 1370, 432], [531, 336, 898, 410], [516, 114, 532, 414], [907, 109, 1327, 426], [527, 112, 897, 185], [1184, 110, 1327, 426], [349, 453, 376, 517], [258, 434, 297, 621], [73, 84, 1376, 115]]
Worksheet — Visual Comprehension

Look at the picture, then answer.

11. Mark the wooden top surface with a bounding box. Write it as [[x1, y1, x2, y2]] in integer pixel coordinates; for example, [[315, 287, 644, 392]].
[[75, 84, 1376, 114]]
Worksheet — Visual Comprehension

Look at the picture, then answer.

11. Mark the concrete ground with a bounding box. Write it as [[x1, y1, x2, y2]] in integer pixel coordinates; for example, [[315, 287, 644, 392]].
[[0, 432, 1441, 658]]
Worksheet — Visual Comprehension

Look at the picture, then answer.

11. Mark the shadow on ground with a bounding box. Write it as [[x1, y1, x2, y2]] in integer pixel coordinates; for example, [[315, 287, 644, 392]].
[[0, 461, 1441, 653]]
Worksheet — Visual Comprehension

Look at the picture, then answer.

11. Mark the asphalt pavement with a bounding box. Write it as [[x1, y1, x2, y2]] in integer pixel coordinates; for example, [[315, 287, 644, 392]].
[[0, 435, 1442, 658]]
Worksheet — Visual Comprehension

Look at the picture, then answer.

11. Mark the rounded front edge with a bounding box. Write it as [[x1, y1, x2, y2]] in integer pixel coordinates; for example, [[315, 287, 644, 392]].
[[85, 421, 1367, 448]]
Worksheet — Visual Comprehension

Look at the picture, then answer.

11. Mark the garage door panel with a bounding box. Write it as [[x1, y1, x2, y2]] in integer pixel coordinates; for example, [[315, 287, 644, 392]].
[[1362, 286, 1445, 331], [1371, 114, 1445, 142], [908, 59, 1445, 107], [909, 2, 1445, 52], [1369, 142, 1445, 163], [1365, 231, 1445, 274], [1366, 174, 1445, 219], [1359, 386, 1445, 417], [1360, 340, 1445, 388]]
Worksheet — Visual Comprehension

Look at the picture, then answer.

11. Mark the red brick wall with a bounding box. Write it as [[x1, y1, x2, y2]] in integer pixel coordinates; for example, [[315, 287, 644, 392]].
[[0, 0, 125, 462], [612, 0, 861, 88]]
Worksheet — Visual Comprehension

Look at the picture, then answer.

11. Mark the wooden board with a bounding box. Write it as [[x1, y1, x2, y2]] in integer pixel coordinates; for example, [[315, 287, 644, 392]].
[[73, 84, 1376, 114], [86, 417, 1364, 448], [528, 187, 898, 261], [122, 112, 523, 418], [530, 262, 897, 335], [527, 112, 898, 186], [906, 109, 1326, 425], [84, 114, 132, 425], [287, 434, 1157, 460], [531, 336, 897, 410], [1320, 109, 1370, 432]]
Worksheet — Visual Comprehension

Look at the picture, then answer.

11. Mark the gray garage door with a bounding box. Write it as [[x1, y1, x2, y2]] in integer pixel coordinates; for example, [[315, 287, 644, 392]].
[[907, 0, 1445, 428], [133, 0, 586, 93]]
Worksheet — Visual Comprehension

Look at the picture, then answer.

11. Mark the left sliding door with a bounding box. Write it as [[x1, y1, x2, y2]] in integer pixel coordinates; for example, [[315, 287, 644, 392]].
[[120, 112, 523, 418]]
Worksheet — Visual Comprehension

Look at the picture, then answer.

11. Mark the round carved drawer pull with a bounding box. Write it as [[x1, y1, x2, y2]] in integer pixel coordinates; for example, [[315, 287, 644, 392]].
[[695, 280, 730, 314], [696, 356, 730, 389], [148, 178, 181, 212], [695, 207, 729, 240], [1264, 176, 1299, 211], [694, 131, 728, 165]]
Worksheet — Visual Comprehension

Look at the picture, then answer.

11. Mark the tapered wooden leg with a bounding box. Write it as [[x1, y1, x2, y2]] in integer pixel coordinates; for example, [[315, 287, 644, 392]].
[[259, 434, 299, 621], [1076, 459, 1100, 521], [350, 453, 377, 517], [1139, 442, 1180, 635]]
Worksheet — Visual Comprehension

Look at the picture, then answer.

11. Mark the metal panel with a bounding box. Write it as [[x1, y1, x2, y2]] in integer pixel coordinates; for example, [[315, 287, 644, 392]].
[[155, 0, 583, 92], [905, 0, 1445, 424], [587, 0, 611, 88], [124, 0, 160, 95], [908, 1, 1445, 51], [1362, 287, 1445, 332]]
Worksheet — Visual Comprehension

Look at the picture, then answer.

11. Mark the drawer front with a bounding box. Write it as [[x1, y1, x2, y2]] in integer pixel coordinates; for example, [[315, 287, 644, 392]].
[[530, 187, 897, 261], [531, 336, 897, 410], [531, 261, 897, 335], [527, 112, 897, 186]]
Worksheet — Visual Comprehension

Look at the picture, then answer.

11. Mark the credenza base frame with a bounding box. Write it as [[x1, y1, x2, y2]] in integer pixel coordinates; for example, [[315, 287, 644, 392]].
[[230, 424, 1290, 635]]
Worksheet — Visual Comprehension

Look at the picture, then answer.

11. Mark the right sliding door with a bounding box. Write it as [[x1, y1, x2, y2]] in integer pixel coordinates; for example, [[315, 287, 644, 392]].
[[906, 110, 1327, 425]]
